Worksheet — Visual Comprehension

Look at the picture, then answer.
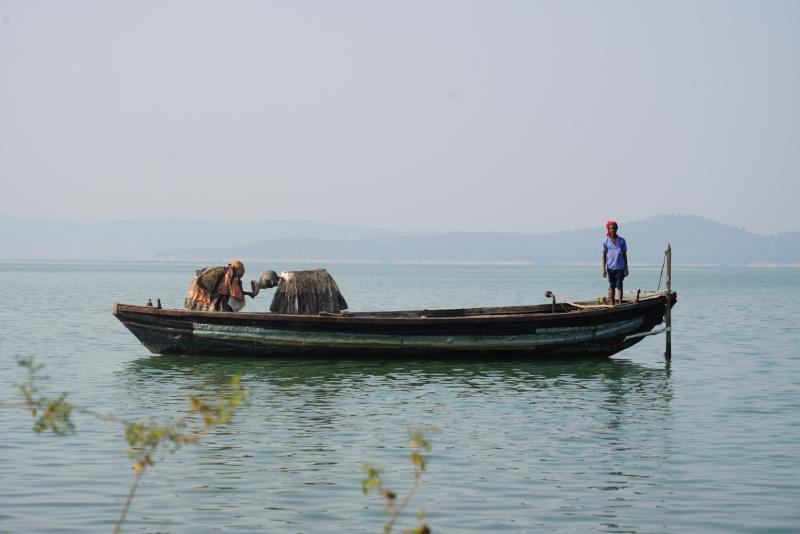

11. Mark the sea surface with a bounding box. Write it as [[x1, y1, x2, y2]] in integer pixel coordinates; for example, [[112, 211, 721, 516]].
[[1, 261, 798, 533]]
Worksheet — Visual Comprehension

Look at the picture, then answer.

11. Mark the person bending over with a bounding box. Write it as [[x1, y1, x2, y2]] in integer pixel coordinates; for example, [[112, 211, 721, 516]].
[[185, 259, 256, 312]]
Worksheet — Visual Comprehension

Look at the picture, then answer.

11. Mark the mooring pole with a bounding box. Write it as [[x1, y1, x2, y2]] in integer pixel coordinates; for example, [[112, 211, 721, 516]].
[[665, 243, 672, 361]]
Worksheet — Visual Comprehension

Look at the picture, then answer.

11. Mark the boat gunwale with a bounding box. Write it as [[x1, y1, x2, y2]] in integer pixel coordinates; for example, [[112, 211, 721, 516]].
[[113, 293, 673, 326]]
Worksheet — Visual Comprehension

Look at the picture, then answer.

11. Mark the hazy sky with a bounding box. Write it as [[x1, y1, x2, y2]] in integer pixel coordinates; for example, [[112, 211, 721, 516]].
[[1, 1, 798, 234]]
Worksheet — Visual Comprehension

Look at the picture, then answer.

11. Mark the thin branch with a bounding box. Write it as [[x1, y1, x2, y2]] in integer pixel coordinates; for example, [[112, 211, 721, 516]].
[[72, 405, 134, 426], [383, 465, 422, 534], [114, 468, 144, 534], [9, 360, 247, 533]]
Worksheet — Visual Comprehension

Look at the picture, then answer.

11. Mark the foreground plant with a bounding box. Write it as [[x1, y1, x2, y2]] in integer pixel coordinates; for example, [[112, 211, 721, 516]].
[[13, 357, 247, 534], [363, 427, 437, 534]]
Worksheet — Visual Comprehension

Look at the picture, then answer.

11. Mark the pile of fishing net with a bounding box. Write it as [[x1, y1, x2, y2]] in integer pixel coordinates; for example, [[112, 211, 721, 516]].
[[268, 269, 348, 314]]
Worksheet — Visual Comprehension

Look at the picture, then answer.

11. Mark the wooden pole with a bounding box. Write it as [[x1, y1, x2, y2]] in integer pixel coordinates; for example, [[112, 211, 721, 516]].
[[665, 242, 672, 361]]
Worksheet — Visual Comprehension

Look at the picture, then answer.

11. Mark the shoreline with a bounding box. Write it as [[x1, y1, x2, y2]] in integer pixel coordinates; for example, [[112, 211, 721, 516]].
[[1, 258, 799, 268]]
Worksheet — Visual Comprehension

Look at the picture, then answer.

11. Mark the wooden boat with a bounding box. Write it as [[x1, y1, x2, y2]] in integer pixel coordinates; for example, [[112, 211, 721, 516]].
[[113, 291, 676, 359]]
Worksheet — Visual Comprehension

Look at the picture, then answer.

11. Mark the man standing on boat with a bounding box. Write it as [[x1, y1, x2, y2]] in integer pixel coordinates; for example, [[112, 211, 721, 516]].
[[602, 220, 628, 305]]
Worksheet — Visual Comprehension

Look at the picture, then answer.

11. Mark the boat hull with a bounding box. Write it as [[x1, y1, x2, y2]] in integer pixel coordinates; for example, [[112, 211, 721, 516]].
[[113, 293, 675, 359]]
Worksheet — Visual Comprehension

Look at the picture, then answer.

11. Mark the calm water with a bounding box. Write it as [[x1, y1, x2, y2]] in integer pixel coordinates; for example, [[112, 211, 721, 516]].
[[1, 261, 798, 533]]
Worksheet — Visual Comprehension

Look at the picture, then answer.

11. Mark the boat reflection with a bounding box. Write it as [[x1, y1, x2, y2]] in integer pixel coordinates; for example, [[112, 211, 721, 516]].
[[122, 354, 675, 530], [126, 354, 672, 404]]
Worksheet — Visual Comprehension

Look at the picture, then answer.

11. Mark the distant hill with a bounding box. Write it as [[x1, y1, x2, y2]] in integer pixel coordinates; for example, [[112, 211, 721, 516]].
[[1, 214, 798, 265], [163, 215, 800, 265], [0, 216, 412, 260]]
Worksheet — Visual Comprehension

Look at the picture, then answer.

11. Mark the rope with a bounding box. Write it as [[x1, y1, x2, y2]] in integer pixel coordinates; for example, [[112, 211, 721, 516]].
[[657, 249, 667, 292]]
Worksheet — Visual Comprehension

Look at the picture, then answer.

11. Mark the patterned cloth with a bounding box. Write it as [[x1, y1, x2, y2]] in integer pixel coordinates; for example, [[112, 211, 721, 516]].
[[184, 265, 244, 311], [217, 266, 244, 300], [185, 277, 215, 311]]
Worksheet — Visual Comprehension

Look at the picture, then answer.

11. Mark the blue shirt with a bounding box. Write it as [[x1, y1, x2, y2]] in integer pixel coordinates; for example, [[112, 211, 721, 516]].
[[603, 236, 627, 270]]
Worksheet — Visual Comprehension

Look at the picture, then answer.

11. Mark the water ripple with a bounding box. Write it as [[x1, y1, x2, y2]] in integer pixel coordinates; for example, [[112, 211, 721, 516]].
[[1, 263, 799, 532]]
